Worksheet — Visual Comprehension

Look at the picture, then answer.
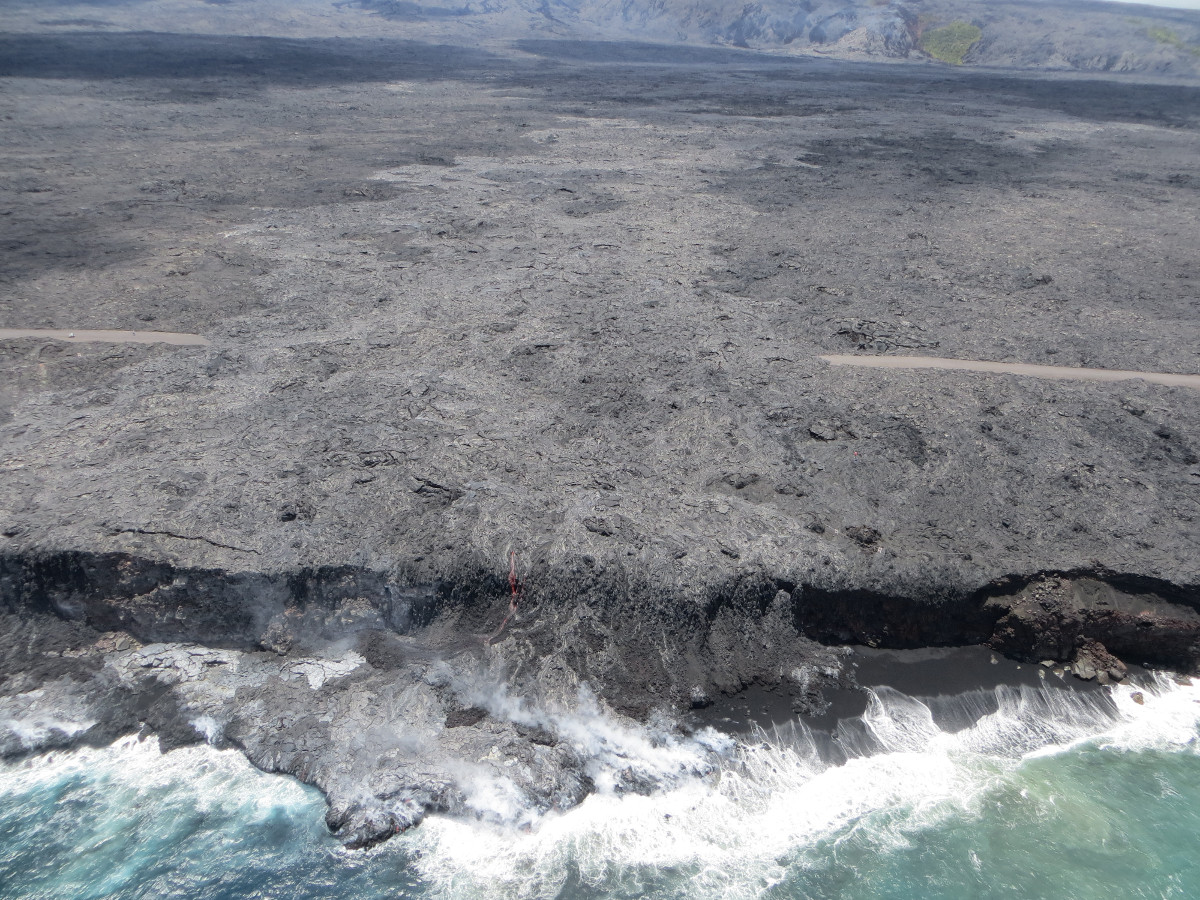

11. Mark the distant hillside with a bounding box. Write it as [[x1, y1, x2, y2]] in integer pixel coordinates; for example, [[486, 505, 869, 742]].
[[355, 0, 1200, 74], [5, 0, 1199, 76], [919, 0, 1200, 72]]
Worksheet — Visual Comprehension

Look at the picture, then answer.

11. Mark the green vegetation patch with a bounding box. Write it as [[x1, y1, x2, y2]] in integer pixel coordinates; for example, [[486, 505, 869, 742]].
[[1144, 25, 1200, 56], [920, 21, 983, 65]]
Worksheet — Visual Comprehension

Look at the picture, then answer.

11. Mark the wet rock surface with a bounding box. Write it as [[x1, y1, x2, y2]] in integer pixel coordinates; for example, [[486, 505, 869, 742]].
[[2, 552, 1197, 845], [1, 11, 1199, 845]]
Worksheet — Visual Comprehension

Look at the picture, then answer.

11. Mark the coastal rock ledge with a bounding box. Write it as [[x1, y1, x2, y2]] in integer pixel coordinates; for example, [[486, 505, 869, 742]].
[[1, 550, 1196, 847]]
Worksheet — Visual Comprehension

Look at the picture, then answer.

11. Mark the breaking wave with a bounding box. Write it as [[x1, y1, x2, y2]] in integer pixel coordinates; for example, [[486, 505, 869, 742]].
[[1, 675, 1198, 899], [403, 675, 1199, 899]]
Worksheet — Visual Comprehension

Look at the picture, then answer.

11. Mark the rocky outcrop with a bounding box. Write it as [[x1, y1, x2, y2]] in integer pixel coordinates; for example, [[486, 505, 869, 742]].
[[2, 549, 1197, 846], [0, 550, 843, 846], [987, 573, 1200, 675], [1069, 639, 1127, 685]]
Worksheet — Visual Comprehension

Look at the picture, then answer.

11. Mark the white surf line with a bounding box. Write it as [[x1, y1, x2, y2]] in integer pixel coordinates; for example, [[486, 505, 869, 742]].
[[820, 354, 1200, 390], [0, 328, 209, 346]]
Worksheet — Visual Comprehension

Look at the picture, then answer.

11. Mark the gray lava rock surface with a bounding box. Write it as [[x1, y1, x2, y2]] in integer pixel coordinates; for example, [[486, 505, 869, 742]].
[[1, 17, 1199, 844]]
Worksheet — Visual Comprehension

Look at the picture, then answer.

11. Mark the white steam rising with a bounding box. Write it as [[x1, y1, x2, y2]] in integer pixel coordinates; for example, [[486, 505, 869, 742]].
[[449, 668, 733, 798], [3, 672, 1197, 900]]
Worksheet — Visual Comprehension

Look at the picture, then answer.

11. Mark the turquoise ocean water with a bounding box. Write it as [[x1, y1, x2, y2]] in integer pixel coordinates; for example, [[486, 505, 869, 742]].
[[2, 675, 1197, 900]]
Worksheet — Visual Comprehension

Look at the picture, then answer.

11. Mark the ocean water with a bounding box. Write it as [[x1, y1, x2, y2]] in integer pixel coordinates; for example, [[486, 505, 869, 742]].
[[2, 675, 1197, 900]]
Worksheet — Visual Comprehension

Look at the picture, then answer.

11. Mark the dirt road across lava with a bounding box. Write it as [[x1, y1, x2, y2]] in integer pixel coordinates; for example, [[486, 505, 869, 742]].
[[821, 354, 1200, 390], [0, 329, 210, 346]]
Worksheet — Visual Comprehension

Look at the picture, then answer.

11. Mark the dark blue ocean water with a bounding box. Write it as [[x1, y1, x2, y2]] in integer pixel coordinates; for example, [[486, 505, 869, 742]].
[[2, 677, 1197, 900]]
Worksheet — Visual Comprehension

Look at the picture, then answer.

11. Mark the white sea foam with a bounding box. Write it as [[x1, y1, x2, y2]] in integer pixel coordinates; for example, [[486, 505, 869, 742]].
[[453, 675, 729, 795], [0, 734, 316, 816], [0, 683, 96, 753], [1034, 673, 1200, 756], [189, 715, 224, 744], [0, 735, 330, 900], [4, 674, 1197, 900], [404, 675, 1200, 900], [455, 765, 537, 826], [0, 713, 95, 749]]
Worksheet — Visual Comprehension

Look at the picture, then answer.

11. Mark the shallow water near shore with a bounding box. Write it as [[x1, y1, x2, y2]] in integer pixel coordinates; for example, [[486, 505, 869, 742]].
[[2, 673, 1198, 900]]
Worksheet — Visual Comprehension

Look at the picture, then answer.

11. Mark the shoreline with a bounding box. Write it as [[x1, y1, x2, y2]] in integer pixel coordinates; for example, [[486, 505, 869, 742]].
[[2, 31, 1199, 852], [695, 644, 1121, 737], [3, 660, 1197, 900], [2, 548, 1195, 848]]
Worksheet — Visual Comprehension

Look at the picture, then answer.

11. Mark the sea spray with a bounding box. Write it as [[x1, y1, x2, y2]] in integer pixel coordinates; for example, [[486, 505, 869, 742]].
[[0, 736, 330, 900], [0, 678, 96, 756], [1, 676, 1198, 900], [444, 664, 731, 804], [404, 675, 1199, 900]]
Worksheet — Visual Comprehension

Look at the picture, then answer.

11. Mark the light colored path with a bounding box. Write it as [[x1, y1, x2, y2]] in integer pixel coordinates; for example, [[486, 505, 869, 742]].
[[0, 328, 209, 346], [820, 354, 1200, 390]]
